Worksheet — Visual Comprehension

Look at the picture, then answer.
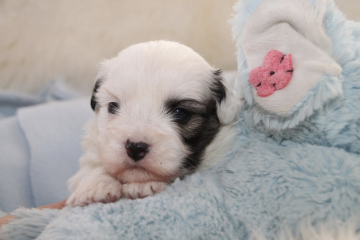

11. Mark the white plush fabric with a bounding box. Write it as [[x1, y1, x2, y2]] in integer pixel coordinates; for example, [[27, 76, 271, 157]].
[[241, 0, 342, 115]]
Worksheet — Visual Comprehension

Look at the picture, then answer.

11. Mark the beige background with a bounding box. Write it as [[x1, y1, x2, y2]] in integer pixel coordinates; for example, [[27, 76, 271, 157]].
[[0, 0, 358, 93]]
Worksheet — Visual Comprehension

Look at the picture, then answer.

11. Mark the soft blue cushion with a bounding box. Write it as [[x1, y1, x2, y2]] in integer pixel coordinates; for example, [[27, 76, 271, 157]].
[[0, 116, 33, 212], [0, 79, 92, 213], [18, 99, 92, 207]]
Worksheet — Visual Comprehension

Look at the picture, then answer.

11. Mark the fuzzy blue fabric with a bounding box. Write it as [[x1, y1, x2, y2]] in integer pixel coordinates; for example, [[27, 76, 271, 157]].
[[1, 0, 360, 239]]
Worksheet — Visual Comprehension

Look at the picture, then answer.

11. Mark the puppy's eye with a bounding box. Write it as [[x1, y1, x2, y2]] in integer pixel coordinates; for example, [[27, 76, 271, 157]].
[[172, 108, 191, 123], [108, 102, 120, 114]]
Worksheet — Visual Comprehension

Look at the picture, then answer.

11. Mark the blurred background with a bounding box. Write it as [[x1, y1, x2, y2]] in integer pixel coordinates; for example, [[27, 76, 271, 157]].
[[0, 0, 358, 94]]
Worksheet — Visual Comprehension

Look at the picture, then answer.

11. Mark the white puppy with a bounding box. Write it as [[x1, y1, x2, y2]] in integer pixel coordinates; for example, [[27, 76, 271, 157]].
[[66, 41, 241, 207]]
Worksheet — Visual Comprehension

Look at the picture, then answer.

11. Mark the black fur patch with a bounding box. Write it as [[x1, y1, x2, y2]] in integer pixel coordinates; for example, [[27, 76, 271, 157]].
[[91, 79, 103, 111], [165, 98, 221, 172], [210, 69, 226, 103]]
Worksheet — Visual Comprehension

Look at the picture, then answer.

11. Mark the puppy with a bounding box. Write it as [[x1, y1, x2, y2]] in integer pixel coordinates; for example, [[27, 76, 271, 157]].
[[66, 41, 241, 207]]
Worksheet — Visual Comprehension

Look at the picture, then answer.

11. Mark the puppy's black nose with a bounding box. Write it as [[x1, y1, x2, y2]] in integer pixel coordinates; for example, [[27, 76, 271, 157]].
[[125, 139, 149, 162]]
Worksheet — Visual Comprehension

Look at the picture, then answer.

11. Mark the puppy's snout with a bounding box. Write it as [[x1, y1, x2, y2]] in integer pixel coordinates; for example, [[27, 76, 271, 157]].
[[125, 139, 149, 162]]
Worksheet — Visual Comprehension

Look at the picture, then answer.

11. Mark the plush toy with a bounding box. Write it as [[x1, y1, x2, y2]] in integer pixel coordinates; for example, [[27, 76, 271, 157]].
[[1, 0, 360, 239]]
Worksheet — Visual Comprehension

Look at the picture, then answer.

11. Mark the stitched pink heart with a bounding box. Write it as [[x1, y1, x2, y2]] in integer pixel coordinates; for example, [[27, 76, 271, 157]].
[[249, 50, 293, 97]]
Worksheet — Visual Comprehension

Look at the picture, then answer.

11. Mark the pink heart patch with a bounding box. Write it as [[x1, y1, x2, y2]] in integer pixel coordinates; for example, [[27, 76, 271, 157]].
[[249, 50, 293, 97]]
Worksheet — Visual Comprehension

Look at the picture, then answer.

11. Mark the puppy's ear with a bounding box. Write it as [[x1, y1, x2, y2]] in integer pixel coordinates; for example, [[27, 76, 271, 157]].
[[90, 79, 103, 111], [211, 70, 242, 125]]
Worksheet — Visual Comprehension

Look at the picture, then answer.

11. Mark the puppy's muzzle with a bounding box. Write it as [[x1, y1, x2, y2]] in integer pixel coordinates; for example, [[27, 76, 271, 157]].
[[125, 139, 149, 162]]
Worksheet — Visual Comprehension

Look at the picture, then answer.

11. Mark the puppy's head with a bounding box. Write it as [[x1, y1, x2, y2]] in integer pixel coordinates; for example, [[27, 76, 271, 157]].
[[91, 41, 240, 184]]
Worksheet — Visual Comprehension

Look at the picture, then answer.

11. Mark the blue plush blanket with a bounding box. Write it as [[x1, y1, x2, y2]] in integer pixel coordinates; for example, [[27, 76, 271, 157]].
[[2, 108, 360, 239], [1, 0, 360, 239]]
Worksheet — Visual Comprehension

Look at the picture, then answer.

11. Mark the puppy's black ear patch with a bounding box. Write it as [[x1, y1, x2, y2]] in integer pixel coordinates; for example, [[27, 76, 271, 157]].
[[91, 79, 103, 111], [210, 69, 226, 103]]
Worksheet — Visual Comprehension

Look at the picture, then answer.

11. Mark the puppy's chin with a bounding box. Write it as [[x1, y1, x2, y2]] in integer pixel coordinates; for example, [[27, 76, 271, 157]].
[[98, 140, 186, 184], [115, 167, 179, 184], [103, 162, 181, 184], [99, 147, 186, 184]]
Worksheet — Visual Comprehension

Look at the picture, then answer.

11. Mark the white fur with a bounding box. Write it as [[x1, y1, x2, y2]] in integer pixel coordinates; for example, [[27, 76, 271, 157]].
[[67, 41, 241, 207]]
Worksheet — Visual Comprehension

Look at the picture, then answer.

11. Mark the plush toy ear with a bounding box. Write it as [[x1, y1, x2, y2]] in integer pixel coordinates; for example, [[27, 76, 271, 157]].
[[211, 70, 242, 125], [232, 0, 343, 130]]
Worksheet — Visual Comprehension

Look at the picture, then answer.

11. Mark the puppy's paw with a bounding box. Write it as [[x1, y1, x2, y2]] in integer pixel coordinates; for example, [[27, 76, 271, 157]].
[[66, 178, 122, 207], [121, 182, 167, 199]]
